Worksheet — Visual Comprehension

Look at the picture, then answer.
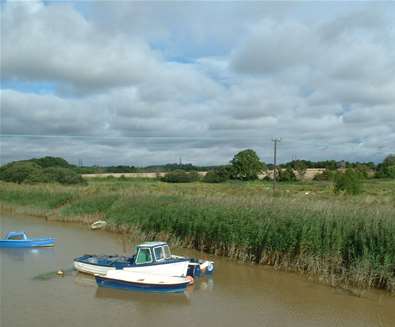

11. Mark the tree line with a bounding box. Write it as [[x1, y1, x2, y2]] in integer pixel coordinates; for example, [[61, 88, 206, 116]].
[[0, 152, 394, 187]]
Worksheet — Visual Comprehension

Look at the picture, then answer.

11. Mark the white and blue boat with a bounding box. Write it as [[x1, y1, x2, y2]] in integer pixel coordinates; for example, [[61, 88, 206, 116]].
[[0, 231, 56, 248], [74, 241, 214, 277], [95, 270, 190, 293]]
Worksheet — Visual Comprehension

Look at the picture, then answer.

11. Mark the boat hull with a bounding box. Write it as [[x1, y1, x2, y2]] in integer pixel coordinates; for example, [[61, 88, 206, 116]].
[[0, 238, 55, 248], [74, 255, 189, 277], [95, 272, 189, 293], [123, 260, 189, 276], [73, 260, 117, 275]]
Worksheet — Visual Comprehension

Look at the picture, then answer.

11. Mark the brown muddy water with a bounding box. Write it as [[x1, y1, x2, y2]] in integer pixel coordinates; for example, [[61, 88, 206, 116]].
[[1, 214, 394, 327]]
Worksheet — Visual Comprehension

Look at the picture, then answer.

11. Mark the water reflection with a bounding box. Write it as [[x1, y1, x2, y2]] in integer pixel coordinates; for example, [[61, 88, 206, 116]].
[[73, 271, 98, 288], [94, 286, 191, 305], [0, 247, 55, 262], [194, 276, 214, 292], [78, 271, 215, 299]]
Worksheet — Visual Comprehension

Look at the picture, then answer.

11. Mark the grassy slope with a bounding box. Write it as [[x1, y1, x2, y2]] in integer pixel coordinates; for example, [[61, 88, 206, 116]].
[[0, 178, 394, 291]]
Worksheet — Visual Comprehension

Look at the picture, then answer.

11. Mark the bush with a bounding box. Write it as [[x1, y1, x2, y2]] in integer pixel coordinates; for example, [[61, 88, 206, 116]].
[[376, 165, 395, 178], [278, 167, 297, 182], [313, 169, 335, 181], [31, 156, 72, 168], [0, 161, 41, 184], [161, 170, 200, 183], [25, 167, 84, 185], [203, 166, 232, 183], [333, 169, 362, 195], [353, 164, 370, 179], [0, 160, 84, 185]]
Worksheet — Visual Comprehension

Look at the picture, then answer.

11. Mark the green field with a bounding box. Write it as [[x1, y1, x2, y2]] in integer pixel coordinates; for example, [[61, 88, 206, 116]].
[[1, 178, 394, 292]]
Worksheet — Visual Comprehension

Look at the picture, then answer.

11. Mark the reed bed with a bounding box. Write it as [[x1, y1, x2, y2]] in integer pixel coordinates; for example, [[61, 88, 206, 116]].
[[1, 180, 394, 292]]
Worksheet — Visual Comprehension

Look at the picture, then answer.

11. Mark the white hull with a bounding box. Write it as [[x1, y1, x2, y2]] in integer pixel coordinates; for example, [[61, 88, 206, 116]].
[[103, 270, 189, 285], [74, 260, 189, 277], [123, 261, 189, 277], [74, 261, 116, 275]]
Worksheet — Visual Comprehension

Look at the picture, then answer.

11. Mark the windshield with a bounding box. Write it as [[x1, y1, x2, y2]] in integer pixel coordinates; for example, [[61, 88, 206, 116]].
[[154, 246, 165, 261], [163, 245, 171, 259], [135, 248, 152, 264], [7, 234, 26, 240]]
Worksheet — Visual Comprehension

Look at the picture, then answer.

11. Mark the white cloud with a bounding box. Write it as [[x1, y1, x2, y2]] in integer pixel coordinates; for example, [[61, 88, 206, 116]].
[[1, 1, 162, 94], [1, 1, 394, 165]]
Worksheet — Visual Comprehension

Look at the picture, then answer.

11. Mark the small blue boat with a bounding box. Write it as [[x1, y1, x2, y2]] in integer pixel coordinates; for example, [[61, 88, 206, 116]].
[[0, 231, 56, 248], [95, 270, 190, 293]]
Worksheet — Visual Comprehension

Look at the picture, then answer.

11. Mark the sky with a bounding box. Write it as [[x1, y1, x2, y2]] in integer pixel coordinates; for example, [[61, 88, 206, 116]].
[[1, 0, 394, 166]]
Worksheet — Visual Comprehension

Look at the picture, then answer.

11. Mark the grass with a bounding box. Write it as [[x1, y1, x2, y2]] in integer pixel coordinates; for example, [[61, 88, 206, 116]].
[[1, 178, 394, 292]]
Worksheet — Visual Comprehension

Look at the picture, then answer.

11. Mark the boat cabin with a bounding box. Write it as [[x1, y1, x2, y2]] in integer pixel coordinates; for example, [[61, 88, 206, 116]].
[[5, 231, 28, 240], [134, 242, 172, 265]]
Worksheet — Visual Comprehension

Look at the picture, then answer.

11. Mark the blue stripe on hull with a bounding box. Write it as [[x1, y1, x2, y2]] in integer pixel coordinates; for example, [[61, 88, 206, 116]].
[[95, 276, 188, 293], [0, 239, 55, 248]]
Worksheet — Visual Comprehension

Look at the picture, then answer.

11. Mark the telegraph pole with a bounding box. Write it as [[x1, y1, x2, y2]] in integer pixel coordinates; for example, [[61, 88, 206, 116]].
[[272, 138, 281, 194]]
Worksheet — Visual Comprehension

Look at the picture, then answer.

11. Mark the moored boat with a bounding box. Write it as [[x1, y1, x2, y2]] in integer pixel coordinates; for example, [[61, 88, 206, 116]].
[[73, 241, 214, 278], [74, 242, 190, 277], [0, 231, 56, 248], [95, 270, 190, 293]]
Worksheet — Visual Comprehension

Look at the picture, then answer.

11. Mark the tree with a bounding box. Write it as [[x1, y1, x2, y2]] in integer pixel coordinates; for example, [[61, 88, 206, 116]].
[[376, 154, 395, 178], [230, 149, 266, 181], [383, 154, 395, 167]]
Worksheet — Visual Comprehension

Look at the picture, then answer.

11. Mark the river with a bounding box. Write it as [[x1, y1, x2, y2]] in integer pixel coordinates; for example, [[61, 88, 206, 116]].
[[1, 214, 394, 327]]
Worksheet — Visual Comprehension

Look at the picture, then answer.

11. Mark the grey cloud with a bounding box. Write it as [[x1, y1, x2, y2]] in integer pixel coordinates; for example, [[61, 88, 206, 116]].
[[1, 90, 109, 136], [1, 1, 394, 166], [319, 8, 391, 41], [231, 20, 318, 74]]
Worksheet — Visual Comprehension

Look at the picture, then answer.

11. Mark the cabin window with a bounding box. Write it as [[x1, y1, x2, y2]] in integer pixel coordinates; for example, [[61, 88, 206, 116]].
[[135, 248, 153, 264], [154, 246, 165, 261], [163, 245, 171, 259], [7, 234, 25, 240]]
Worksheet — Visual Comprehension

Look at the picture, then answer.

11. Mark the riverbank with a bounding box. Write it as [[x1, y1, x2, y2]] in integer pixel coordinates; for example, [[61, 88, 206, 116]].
[[1, 179, 394, 292]]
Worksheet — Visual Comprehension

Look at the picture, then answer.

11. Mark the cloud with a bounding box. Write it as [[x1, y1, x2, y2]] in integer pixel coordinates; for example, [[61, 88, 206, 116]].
[[231, 20, 318, 74], [1, 1, 162, 94], [1, 89, 109, 136], [1, 1, 394, 166]]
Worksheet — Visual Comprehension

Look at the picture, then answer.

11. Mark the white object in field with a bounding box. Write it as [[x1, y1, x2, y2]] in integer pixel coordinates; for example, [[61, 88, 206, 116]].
[[90, 220, 107, 230]]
